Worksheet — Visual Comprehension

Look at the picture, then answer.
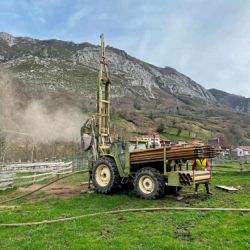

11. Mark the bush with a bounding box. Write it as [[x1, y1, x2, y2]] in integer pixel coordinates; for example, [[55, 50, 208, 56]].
[[157, 123, 165, 133], [177, 127, 182, 136], [133, 102, 142, 110]]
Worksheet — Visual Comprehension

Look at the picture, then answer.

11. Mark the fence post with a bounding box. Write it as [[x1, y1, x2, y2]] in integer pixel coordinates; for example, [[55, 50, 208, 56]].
[[240, 162, 243, 173], [32, 165, 36, 184], [56, 164, 60, 179]]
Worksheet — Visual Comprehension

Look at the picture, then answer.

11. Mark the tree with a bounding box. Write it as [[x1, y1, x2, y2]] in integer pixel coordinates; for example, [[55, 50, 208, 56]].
[[133, 102, 142, 110], [0, 130, 6, 157], [0, 130, 6, 165], [149, 111, 154, 120], [172, 119, 176, 127], [177, 127, 182, 136], [157, 123, 165, 133]]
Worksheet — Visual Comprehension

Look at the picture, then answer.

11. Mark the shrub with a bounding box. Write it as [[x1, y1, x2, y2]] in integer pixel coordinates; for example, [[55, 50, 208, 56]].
[[157, 123, 165, 133]]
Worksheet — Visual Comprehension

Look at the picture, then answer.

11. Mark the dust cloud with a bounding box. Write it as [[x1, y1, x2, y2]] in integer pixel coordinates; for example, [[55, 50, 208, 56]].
[[0, 69, 86, 143]]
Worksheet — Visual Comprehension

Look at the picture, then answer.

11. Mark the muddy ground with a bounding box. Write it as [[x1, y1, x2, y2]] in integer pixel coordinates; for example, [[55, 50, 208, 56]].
[[18, 183, 93, 200]]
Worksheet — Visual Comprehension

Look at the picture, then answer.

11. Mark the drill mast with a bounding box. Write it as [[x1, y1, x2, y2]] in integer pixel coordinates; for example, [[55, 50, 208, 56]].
[[97, 34, 111, 154]]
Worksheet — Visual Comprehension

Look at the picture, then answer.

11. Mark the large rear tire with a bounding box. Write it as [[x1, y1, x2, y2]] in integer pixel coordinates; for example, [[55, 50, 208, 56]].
[[134, 167, 165, 199], [92, 158, 121, 194]]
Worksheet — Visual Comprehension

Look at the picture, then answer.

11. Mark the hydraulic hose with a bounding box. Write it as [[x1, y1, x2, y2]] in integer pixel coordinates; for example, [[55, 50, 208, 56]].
[[1, 206, 250, 227]]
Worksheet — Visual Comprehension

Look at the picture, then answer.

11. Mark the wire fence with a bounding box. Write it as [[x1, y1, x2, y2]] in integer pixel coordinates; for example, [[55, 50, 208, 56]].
[[209, 158, 250, 173], [172, 159, 250, 173]]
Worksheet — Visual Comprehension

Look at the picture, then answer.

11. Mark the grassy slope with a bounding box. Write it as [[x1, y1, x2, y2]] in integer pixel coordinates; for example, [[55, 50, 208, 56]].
[[0, 167, 249, 250], [6, 59, 250, 144]]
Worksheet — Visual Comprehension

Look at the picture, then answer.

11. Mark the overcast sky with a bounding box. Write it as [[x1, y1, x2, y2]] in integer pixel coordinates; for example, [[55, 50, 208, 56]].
[[1, 0, 250, 97]]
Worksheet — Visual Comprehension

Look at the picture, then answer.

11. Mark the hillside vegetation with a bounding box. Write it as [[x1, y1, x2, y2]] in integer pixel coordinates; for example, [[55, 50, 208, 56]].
[[0, 32, 250, 158]]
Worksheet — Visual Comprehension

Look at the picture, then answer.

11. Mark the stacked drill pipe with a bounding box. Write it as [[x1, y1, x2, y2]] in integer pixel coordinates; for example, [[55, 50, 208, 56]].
[[178, 173, 192, 185], [130, 146, 204, 164], [178, 173, 187, 185], [201, 145, 216, 158], [178, 171, 211, 185]]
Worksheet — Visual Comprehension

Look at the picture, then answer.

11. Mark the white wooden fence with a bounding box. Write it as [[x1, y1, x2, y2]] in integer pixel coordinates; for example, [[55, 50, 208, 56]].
[[0, 162, 73, 191]]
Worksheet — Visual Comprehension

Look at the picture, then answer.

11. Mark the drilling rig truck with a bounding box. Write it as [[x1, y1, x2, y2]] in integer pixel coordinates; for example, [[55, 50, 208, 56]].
[[81, 34, 215, 199]]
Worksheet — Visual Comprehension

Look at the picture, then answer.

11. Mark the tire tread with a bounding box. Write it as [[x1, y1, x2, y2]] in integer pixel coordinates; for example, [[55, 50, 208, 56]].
[[134, 167, 165, 199], [92, 157, 121, 194]]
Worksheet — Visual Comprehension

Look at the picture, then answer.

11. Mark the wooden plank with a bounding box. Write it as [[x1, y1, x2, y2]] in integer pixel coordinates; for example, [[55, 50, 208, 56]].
[[6, 162, 65, 168], [194, 175, 211, 181], [0, 205, 20, 209], [216, 185, 239, 191], [2, 161, 72, 172], [13, 175, 53, 187], [0, 172, 53, 182], [0, 181, 13, 187]]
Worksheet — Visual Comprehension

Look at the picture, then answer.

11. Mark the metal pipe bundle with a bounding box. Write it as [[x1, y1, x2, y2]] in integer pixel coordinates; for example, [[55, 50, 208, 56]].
[[179, 173, 188, 185], [201, 145, 216, 158], [130, 145, 216, 164], [178, 173, 192, 185], [178, 171, 210, 185]]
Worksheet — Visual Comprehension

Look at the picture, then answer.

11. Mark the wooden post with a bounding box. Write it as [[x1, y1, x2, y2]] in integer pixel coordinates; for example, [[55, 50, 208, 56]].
[[32, 164, 36, 184], [240, 162, 243, 173], [193, 169, 195, 191], [210, 159, 212, 183]]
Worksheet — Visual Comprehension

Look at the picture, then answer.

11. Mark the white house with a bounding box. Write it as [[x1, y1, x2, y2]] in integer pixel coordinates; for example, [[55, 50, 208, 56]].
[[231, 148, 244, 158], [231, 146, 250, 158], [175, 141, 189, 147], [238, 146, 250, 156], [142, 134, 161, 148]]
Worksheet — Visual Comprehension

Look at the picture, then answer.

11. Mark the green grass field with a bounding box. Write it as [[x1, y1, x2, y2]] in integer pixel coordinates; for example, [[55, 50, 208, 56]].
[[0, 169, 249, 250]]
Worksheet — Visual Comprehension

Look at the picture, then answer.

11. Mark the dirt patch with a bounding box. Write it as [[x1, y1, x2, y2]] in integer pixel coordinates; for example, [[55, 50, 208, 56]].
[[18, 183, 92, 200], [18, 184, 42, 193]]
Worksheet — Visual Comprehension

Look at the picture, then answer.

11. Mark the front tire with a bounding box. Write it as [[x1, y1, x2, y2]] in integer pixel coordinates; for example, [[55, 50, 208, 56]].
[[134, 167, 165, 199], [92, 158, 121, 194]]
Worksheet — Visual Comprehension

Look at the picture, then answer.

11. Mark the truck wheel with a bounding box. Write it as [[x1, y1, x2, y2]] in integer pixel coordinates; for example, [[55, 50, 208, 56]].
[[92, 158, 121, 194], [134, 167, 165, 199]]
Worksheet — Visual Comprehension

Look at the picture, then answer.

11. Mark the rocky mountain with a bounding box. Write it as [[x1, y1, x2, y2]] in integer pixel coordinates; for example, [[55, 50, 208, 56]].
[[0, 32, 214, 103], [209, 88, 250, 113], [0, 32, 250, 147]]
